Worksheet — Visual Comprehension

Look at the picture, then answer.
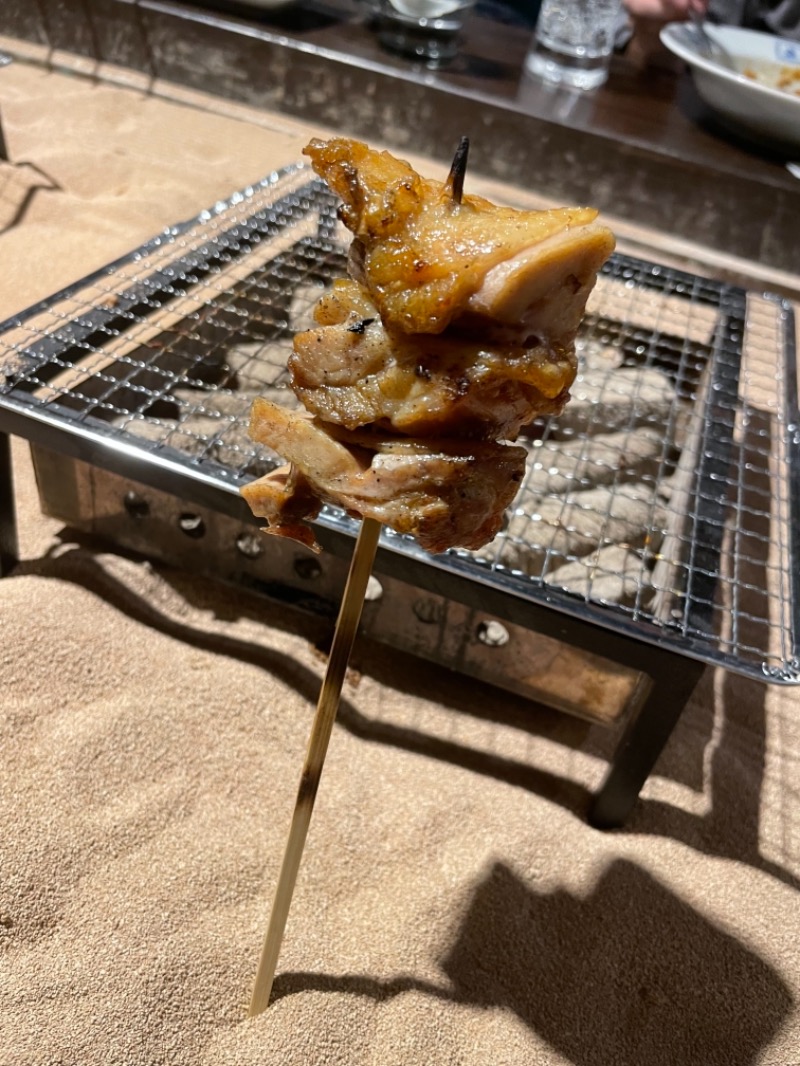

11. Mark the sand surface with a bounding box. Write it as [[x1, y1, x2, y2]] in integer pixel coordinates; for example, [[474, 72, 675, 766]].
[[0, 60, 798, 1066]]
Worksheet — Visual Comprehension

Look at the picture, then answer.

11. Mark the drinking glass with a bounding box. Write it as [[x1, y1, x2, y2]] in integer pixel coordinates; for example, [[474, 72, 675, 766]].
[[365, 0, 477, 64], [526, 0, 622, 90]]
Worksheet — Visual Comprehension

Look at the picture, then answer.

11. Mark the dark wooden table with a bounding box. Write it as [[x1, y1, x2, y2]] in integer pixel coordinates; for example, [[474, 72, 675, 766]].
[[2, 0, 799, 275]]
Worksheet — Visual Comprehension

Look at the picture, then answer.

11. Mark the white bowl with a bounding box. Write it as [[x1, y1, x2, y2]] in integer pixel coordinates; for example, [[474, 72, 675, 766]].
[[660, 23, 800, 150]]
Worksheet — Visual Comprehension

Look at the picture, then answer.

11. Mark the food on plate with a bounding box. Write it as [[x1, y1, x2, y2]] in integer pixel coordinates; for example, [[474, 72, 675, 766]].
[[242, 137, 615, 553], [741, 59, 800, 97]]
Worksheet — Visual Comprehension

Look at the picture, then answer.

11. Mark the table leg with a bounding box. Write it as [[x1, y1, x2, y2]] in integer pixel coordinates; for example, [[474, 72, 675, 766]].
[[0, 432, 19, 575]]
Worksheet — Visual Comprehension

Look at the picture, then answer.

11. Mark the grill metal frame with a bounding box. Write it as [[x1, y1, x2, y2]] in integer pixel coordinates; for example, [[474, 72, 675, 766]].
[[1, 164, 798, 825]]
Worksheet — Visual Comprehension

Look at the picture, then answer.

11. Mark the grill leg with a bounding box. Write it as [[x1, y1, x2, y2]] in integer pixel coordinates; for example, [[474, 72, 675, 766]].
[[0, 51, 12, 162], [0, 432, 19, 576], [589, 653, 705, 829]]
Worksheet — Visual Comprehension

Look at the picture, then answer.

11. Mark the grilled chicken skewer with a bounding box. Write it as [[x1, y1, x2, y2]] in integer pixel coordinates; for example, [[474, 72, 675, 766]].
[[245, 138, 614, 553], [243, 138, 614, 1016], [307, 136, 613, 339]]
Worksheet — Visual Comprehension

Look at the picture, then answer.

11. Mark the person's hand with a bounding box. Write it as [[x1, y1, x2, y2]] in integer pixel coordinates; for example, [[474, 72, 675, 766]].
[[622, 0, 707, 67], [623, 0, 706, 20]]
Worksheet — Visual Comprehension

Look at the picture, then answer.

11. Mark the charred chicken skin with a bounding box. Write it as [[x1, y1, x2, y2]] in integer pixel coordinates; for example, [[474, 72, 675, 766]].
[[242, 138, 615, 554]]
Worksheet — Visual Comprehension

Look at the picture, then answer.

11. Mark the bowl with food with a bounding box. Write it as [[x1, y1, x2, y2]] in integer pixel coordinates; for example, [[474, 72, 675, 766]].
[[660, 23, 800, 150]]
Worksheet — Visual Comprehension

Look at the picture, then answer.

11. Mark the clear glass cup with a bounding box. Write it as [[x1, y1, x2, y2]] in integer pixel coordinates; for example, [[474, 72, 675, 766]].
[[365, 0, 477, 65], [526, 0, 622, 90]]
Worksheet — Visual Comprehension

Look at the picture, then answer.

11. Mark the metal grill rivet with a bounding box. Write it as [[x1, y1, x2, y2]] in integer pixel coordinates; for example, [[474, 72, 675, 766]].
[[178, 513, 205, 539], [294, 556, 322, 580], [413, 598, 443, 625], [236, 532, 263, 559], [123, 492, 149, 520], [476, 620, 510, 647]]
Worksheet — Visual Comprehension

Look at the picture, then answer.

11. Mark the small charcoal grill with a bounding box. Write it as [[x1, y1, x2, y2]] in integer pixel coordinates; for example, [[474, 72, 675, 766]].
[[1, 164, 798, 826]]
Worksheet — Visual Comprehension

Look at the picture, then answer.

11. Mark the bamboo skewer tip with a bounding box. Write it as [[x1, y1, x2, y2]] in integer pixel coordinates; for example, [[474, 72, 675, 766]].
[[445, 136, 470, 205]]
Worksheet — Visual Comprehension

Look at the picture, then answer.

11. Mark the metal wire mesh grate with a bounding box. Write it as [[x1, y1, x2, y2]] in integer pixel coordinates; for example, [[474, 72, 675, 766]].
[[1, 164, 798, 682]]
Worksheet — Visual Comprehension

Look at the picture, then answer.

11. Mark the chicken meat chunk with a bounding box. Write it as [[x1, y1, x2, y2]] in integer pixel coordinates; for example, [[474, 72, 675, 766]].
[[242, 397, 527, 554], [290, 280, 572, 439], [305, 137, 614, 339]]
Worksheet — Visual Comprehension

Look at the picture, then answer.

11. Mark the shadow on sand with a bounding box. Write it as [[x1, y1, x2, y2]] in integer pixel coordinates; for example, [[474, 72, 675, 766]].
[[273, 858, 793, 1066]]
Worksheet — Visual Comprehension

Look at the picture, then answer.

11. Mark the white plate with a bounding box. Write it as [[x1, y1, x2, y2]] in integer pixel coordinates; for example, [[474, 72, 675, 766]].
[[660, 23, 800, 150]]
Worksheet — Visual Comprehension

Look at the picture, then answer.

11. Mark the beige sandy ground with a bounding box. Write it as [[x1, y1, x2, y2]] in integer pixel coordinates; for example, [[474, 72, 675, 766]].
[[0, 59, 798, 1066]]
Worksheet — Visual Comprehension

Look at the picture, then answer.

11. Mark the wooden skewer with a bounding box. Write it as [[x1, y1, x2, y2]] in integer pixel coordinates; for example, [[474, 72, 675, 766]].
[[248, 516, 383, 1017], [445, 136, 470, 205], [249, 135, 468, 1015]]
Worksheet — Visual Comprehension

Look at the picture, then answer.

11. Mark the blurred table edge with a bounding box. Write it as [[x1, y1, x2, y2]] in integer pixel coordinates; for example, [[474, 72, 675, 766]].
[[0, 0, 798, 286]]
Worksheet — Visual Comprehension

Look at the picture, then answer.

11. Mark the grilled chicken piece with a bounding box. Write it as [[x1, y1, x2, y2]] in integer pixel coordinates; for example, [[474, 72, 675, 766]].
[[242, 397, 527, 554], [241, 464, 324, 552], [305, 138, 615, 338], [241, 138, 614, 554], [290, 280, 573, 439]]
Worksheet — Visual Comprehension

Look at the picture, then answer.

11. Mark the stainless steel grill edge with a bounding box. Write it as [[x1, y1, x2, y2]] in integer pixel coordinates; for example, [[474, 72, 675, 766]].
[[2, 165, 797, 825]]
